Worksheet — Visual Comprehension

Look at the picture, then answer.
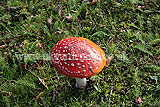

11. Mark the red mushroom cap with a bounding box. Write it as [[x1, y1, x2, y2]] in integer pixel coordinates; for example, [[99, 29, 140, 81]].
[[50, 37, 106, 78]]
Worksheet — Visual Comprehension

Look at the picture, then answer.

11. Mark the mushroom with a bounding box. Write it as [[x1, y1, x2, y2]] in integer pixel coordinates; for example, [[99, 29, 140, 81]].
[[50, 37, 106, 88]]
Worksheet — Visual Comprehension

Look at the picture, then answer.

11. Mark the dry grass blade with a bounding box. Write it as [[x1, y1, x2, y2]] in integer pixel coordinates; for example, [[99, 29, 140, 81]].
[[37, 77, 48, 90], [71, 10, 77, 13], [82, 0, 89, 3], [65, 13, 72, 22], [52, 87, 56, 102], [57, 29, 63, 35], [29, 71, 48, 89]]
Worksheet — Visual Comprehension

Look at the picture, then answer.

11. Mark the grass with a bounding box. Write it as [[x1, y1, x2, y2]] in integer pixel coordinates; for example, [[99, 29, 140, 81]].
[[0, 0, 160, 106]]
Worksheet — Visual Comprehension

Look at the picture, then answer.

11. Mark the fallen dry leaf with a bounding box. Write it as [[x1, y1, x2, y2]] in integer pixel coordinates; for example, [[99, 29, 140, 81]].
[[148, 2, 152, 6], [8, 6, 21, 11], [5, 37, 13, 43], [65, 13, 72, 22], [8, 92, 12, 98], [57, 4, 64, 17], [105, 55, 113, 67], [36, 43, 44, 48], [138, 5, 145, 9], [36, 38, 44, 49], [136, 97, 142, 104], [47, 14, 52, 25], [36, 41, 44, 49], [82, 0, 98, 5], [100, 24, 105, 27], [0, 44, 8, 49], [118, 29, 124, 33], [90, 0, 98, 5]]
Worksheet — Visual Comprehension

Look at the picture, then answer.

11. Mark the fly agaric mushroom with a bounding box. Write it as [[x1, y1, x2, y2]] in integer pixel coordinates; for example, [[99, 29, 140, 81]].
[[50, 37, 106, 88]]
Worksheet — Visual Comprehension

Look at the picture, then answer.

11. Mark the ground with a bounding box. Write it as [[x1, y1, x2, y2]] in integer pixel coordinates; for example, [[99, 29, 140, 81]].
[[0, 0, 160, 106]]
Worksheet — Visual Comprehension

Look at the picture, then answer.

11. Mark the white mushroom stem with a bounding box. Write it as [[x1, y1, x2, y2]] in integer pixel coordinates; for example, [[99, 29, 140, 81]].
[[76, 78, 87, 88]]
